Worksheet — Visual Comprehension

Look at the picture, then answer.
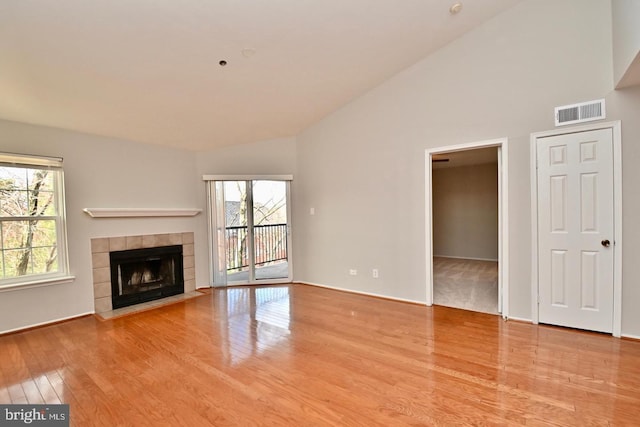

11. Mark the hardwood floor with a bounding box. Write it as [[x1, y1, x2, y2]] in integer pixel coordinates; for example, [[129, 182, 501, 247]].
[[1, 284, 639, 426]]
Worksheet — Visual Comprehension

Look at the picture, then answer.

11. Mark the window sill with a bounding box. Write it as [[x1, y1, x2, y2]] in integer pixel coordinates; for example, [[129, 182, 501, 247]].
[[0, 275, 76, 293]]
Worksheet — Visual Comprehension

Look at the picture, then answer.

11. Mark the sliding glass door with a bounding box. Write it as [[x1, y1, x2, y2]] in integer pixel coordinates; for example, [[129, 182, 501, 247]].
[[252, 180, 289, 281], [207, 177, 291, 286]]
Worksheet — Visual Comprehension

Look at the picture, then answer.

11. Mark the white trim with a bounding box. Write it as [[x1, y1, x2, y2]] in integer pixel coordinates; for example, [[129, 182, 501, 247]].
[[83, 208, 202, 218], [530, 120, 622, 337], [0, 152, 63, 168], [57, 170, 71, 286], [621, 333, 640, 341], [613, 122, 623, 338], [530, 135, 539, 325], [0, 275, 75, 293], [286, 182, 294, 280], [206, 179, 293, 287], [202, 174, 293, 181], [500, 142, 510, 320], [205, 181, 215, 287], [0, 311, 93, 335], [425, 152, 434, 306], [506, 316, 533, 323], [425, 138, 509, 319], [298, 281, 426, 306], [433, 255, 499, 262], [225, 278, 293, 286]]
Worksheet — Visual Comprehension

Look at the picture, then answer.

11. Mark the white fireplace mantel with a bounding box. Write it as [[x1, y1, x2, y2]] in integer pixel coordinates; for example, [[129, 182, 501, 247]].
[[83, 208, 202, 218]]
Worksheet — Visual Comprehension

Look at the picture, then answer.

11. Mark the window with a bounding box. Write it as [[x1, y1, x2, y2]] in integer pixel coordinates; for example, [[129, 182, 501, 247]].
[[0, 153, 71, 288]]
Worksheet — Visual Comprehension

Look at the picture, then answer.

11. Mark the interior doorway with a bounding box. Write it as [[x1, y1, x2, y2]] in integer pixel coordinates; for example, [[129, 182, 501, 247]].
[[425, 139, 509, 318], [432, 147, 498, 313]]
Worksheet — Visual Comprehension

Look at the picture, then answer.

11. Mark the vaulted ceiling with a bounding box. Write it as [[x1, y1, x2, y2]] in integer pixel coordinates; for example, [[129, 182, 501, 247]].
[[0, 0, 521, 151]]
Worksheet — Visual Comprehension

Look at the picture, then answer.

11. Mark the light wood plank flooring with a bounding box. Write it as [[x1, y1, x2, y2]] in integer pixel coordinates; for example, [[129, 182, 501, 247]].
[[1, 284, 639, 426]]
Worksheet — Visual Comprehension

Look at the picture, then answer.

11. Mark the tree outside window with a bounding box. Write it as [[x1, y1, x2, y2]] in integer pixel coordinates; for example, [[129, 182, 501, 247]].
[[0, 154, 68, 285]]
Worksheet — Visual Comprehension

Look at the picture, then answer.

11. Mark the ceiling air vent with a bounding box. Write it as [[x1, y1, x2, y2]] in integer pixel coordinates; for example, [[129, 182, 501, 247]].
[[555, 99, 605, 126]]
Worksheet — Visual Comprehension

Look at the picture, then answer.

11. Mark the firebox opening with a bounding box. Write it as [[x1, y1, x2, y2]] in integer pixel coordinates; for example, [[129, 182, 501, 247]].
[[110, 245, 184, 309]]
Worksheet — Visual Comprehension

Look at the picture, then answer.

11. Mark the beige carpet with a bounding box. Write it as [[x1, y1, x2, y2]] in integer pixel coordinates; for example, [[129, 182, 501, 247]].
[[433, 257, 498, 314]]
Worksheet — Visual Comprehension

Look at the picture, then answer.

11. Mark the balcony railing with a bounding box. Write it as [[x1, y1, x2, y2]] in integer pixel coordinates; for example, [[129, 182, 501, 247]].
[[225, 223, 287, 271]]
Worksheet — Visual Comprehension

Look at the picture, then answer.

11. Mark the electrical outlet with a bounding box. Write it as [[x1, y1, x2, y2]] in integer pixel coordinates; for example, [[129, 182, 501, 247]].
[[310, 207, 315, 215], [372, 269, 379, 279], [349, 269, 357, 276]]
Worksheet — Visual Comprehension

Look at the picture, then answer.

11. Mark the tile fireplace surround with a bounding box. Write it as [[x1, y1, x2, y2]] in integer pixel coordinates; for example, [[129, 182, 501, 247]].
[[91, 232, 195, 313]]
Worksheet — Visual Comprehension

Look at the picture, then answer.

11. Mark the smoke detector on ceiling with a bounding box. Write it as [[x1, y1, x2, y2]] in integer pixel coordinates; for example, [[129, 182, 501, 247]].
[[242, 48, 256, 58]]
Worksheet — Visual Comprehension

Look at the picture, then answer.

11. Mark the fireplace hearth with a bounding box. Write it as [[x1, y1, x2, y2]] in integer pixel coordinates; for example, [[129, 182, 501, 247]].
[[110, 245, 184, 309]]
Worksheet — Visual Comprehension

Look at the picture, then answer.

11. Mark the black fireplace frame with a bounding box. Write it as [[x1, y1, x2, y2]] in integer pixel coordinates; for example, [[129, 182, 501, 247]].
[[110, 245, 184, 309]]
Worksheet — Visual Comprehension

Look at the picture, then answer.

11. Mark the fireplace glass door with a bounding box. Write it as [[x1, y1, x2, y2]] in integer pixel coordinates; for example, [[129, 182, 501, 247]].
[[208, 178, 291, 286]]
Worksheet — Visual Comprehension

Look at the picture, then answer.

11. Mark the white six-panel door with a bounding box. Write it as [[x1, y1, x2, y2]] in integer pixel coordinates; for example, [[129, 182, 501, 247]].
[[536, 128, 614, 333]]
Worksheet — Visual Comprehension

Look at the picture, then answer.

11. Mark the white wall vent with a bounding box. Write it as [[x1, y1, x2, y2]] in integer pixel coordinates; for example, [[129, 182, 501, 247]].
[[555, 99, 605, 126]]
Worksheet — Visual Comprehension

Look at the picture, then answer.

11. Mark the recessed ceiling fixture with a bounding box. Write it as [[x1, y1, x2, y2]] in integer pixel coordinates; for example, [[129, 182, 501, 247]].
[[449, 3, 463, 14], [241, 48, 256, 58], [219, 60, 227, 67]]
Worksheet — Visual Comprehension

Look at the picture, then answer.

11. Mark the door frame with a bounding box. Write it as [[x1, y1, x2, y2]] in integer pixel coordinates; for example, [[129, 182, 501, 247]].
[[203, 174, 294, 287], [530, 121, 622, 337], [425, 138, 509, 318]]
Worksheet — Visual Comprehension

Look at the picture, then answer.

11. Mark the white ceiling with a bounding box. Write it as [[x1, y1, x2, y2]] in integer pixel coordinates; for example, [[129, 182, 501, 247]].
[[0, 0, 521, 151]]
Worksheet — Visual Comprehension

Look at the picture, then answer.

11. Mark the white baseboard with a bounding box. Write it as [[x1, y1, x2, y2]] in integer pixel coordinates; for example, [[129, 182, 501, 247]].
[[621, 333, 640, 341], [502, 317, 639, 339], [1, 311, 94, 335], [505, 315, 532, 323], [434, 255, 499, 262], [296, 281, 426, 306]]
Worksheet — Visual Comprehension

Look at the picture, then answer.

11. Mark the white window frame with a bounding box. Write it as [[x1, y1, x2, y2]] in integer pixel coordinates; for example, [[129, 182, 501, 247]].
[[0, 152, 74, 291]]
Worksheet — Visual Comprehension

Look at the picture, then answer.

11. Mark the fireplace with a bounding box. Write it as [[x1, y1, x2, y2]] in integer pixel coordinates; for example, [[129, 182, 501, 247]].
[[110, 245, 184, 309], [91, 233, 195, 314]]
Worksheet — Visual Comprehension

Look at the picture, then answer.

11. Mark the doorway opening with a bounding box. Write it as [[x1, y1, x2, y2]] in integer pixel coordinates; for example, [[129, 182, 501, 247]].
[[432, 147, 498, 314], [205, 175, 292, 286], [425, 139, 509, 318]]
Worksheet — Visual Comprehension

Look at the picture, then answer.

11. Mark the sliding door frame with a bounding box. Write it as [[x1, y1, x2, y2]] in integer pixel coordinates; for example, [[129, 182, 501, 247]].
[[203, 174, 293, 287]]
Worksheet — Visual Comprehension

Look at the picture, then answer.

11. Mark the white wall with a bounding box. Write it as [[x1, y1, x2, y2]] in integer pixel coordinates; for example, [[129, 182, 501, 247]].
[[4, 0, 640, 338], [194, 137, 297, 285], [433, 163, 498, 261], [294, 0, 640, 336], [0, 119, 205, 333], [195, 137, 297, 176], [0, 121, 297, 333], [606, 84, 640, 338], [612, 0, 640, 88]]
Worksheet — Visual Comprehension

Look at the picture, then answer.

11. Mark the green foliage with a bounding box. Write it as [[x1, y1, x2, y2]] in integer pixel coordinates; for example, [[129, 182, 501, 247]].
[[0, 166, 58, 279]]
